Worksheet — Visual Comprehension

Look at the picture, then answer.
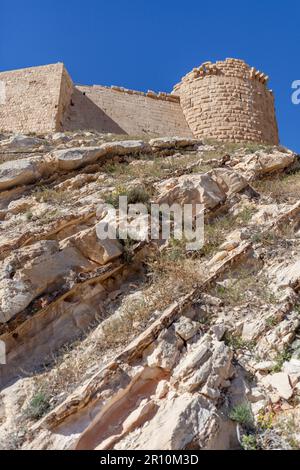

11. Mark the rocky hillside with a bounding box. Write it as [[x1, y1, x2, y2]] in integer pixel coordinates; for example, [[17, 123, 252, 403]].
[[0, 130, 300, 450]]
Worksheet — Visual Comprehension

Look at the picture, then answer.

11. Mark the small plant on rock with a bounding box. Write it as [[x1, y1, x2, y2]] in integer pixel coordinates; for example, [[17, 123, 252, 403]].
[[25, 210, 34, 221], [127, 186, 150, 205], [237, 206, 256, 224], [271, 347, 292, 373], [104, 185, 150, 208], [257, 408, 274, 430], [241, 434, 258, 450], [121, 237, 136, 264], [265, 316, 278, 328], [224, 332, 255, 352], [229, 402, 254, 428], [24, 391, 50, 420]]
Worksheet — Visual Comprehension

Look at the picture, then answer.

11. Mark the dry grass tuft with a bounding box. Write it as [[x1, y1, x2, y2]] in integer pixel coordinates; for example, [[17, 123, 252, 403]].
[[213, 267, 276, 307], [254, 173, 300, 202], [33, 185, 72, 204]]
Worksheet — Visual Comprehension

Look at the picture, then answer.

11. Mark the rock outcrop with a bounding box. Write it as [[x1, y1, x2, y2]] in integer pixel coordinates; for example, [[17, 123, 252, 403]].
[[0, 130, 299, 451]]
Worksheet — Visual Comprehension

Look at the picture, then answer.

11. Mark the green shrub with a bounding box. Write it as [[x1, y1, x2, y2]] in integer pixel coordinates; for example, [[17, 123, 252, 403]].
[[105, 186, 150, 208], [121, 238, 136, 264], [271, 348, 292, 373], [241, 434, 258, 450], [24, 391, 50, 420], [229, 402, 254, 428], [224, 333, 255, 351], [127, 186, 150, 204]]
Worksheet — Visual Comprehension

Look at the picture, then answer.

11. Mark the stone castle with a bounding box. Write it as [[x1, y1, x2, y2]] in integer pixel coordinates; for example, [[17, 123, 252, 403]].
[[0, 58, 279, 144]]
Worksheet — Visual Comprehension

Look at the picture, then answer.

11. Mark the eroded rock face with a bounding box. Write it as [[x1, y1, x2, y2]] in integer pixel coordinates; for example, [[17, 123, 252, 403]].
[[113, 393, 215, 450], [52, 140, 151, 171], [1, 131, 300, 451], [0, 240, 88, 323], [268, 258, 300, 292], [0, 230, 123, 323], [71, 333, 233, 450]]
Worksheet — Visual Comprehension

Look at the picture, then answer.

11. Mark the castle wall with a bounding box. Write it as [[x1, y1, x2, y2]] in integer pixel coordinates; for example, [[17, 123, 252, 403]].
[[62, 85, 193, 137], [0, 59, 280, 144], [173, 58, 279, 144], [0, 63, 65, 134]]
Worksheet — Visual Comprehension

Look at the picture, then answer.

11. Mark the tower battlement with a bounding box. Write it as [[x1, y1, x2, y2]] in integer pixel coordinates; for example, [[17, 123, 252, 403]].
[[173, 58, 279, 144]]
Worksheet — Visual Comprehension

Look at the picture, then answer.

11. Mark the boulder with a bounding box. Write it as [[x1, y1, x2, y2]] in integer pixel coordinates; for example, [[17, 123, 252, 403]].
[[0, 134, 45, 151], [283, 359, 300, 378], [53, 146, 107, 170], [60, 227, 123, 265], [256, 149, 295, 174], [100, 140, 150, 155], [155, 168, 247, 213], [172, 334, 233, 397], [146, 326, 183, 371], [174, 316, 201, 341], [149, 137, 199, 149], [197, 174, 227, 209], [156, 173, 226, 210], [0, 157, 47, 191], [262, 372, 293, 400], [172, 338, 212, 382]]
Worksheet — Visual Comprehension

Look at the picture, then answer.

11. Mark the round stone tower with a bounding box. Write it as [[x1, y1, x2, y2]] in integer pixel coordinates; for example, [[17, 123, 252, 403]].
[[173, 58, 279, 144]]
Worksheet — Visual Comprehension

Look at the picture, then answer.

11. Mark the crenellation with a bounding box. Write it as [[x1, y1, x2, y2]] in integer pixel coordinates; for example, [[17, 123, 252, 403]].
[[108, 84, 180, 102]]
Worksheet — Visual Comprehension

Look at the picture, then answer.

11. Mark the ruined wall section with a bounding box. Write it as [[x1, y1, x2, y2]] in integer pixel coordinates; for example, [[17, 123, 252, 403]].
[[62, 84, 194, 137], [173, 58, 279, 144], [0, 63, 65, 134]]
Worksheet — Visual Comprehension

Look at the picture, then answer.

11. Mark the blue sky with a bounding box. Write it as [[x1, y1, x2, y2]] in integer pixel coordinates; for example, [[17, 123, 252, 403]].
[[1, 0, 299, 151]]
